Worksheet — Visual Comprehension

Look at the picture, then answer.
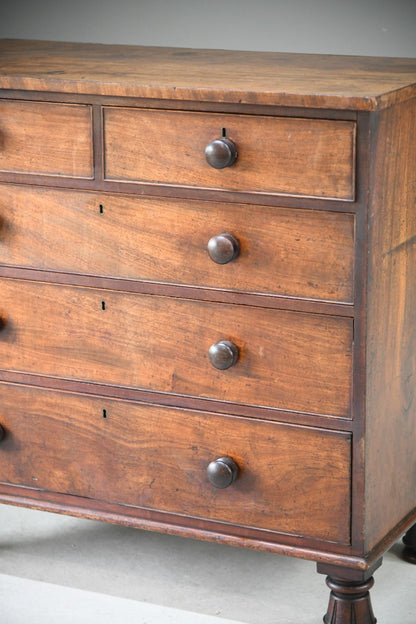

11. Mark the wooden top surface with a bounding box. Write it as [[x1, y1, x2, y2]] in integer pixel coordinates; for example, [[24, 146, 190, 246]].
[[1, 39, 416, 110]]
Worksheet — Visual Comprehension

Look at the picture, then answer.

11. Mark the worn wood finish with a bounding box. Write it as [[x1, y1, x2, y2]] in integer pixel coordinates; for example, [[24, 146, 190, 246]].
[[0, 100, 93, 178], [103, 108, 356, 200], [0, 184, 355, 303], [364, 97, 416, 551], [0, 370, 356, 431], [0, 383, 351, 543], [1, 40, 416, 110], [0, 40, 416, 624], [0, 266, 353, 318], [0, 278, 352, 417], [0, 481, 363, 563]]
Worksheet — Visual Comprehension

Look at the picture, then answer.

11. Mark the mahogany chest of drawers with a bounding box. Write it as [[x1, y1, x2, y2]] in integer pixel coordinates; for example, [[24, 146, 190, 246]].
[[0, 40, 415, 623]]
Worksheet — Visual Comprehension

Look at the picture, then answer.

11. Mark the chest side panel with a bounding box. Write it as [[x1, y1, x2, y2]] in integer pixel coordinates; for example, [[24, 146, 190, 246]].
[[365, 98, 416, 550]]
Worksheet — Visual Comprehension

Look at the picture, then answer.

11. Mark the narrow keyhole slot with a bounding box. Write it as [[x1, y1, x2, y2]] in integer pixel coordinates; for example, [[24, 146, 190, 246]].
[[101, 301, 106, 310], [221, 127, 227, 138], [102, 409, 107, 419], [99, 204, 104, 214]]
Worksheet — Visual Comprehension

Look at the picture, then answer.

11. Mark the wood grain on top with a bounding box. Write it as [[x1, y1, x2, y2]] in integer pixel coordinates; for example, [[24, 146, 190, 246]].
[[1, 39, 415, 110]]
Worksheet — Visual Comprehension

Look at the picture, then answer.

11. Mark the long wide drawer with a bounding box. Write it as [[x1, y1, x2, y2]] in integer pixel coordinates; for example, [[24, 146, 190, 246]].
[[0, 383, 352, 544], [0, 184, 355, 303], [0, 100, 93, 178], [103, 108, 356, 200], [0, 279, 352, 417]]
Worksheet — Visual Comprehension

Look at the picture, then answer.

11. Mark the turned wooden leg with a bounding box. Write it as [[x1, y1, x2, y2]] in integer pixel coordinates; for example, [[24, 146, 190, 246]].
[[403, 522, 416, 563], [317, 560, 381, 624], [323, 576, 377, 624]]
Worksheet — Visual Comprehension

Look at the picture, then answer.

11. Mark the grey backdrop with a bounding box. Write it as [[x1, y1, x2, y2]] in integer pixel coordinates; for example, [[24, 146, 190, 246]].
[[1, 0, 416, 57]]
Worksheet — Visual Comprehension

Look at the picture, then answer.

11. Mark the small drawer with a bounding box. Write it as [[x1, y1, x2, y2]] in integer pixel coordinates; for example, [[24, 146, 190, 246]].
[[0, 184, 354, 303], [0, 279, 353, 417], [103, 107, 356, 200], [0, 384, 352, 544], [0, 100, 93, 178]]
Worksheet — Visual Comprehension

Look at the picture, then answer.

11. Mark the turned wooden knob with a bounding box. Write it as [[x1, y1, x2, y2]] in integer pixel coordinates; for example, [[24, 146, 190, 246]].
[[205, 137, 237, 169], [0, 425, 5, 441], [209, 340, 239, 370], [207, 456, 239, 488], [207, 233, 240, 264]]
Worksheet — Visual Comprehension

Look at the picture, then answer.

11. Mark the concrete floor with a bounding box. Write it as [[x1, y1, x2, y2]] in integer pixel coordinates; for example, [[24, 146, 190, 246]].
[[0, 505, 415, 623]]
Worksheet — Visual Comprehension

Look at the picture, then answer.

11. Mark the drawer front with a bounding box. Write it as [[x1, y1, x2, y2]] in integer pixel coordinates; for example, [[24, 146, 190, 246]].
[[0, 384, 352, 544], [0, 184, 354, 303], [0, 279, 352, 417], [0, 100, 93, 178], [103, 108, 356, 200]]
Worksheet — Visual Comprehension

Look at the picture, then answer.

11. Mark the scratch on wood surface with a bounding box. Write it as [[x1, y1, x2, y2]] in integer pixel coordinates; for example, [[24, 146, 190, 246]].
[[383, 234, 416, 257]]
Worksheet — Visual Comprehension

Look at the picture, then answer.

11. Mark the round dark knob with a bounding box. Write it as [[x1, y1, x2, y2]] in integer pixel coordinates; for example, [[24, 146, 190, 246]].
[[207, 456, 239, 489], [0, 425, 5, 441], [207, 233, 240, 265], [208, 340, 239, 370], [205, 138, 237, 169]]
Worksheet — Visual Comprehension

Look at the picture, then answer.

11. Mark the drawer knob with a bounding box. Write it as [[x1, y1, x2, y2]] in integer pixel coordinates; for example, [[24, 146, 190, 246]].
[[207, 456, 239, 489], [205, 137, 237, 169], [207, 233, 240, 264], [209, 340, 239, 370]]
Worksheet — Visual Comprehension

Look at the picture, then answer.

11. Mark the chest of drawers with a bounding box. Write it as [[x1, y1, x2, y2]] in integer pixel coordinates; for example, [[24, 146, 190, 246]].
[[0, 40, 415, 623]]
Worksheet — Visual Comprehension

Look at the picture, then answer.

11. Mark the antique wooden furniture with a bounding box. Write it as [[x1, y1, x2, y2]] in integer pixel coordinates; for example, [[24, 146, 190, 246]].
[[0, 39, 415, 623]]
